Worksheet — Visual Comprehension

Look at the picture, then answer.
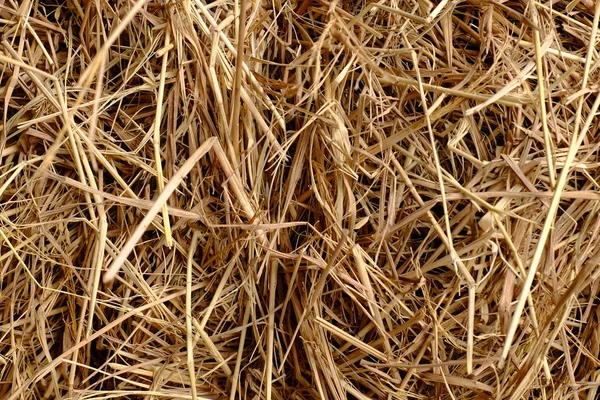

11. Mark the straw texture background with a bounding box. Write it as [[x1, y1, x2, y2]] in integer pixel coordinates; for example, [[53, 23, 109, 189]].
[[1, 0, 600, 399]]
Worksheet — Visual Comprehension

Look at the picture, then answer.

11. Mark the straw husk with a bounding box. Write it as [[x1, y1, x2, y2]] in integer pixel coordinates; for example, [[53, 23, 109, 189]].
[[1, 0, 600, 399]]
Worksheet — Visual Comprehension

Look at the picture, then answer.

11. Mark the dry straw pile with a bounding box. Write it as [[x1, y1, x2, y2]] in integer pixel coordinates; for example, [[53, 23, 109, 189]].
[[1, 0, 600, 399]]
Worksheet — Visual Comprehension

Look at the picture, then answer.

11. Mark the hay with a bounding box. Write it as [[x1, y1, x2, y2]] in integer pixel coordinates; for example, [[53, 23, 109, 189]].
[[1, 0, 600, 399]]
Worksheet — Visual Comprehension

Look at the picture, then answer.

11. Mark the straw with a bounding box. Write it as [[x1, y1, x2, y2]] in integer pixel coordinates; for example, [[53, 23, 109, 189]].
[[2, 1, 600, 399]]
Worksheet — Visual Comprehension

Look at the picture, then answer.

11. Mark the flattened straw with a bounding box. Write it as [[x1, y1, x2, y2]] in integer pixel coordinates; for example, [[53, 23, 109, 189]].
[[186, 231, 201, 400], [194, 323, 233, 377], [229, 301, 251, 400], [153, 29, 173, 248], [465, 60, 536, 116], [315, 317, 388, 361], [229, 0, 249, 159], [531, 16, 556, 188], [266, 257, 278, 400], [0, 53, 56, 80]]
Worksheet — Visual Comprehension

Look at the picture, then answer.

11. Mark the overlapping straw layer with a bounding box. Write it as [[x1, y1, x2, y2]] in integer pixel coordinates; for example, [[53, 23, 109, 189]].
[[1, 1, 600, 399]]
